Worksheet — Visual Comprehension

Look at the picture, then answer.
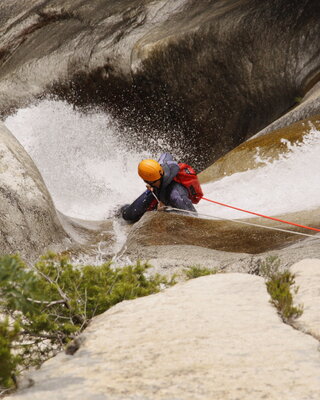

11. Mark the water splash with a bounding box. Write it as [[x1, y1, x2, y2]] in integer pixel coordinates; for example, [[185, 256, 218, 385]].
[[197, 125, 320, 219], [5, 100, 178, 220], [5, 100, 320, 225]]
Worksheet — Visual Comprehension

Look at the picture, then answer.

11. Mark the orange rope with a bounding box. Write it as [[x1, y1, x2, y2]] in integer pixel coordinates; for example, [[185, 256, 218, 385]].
[[201, 197, 320, 233]]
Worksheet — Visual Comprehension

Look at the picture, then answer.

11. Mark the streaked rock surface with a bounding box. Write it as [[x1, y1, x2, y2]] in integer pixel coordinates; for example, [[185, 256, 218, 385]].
[[254, 82, 320, 139], [10, 273, 320, 400], [1, 1, 320, 168]]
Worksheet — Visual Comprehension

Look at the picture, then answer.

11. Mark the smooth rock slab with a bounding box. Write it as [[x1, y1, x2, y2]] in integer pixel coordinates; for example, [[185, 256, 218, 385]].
[[0, 121, 69, 260], [291, 258, 320, 340], [11, 273, 320, 400]]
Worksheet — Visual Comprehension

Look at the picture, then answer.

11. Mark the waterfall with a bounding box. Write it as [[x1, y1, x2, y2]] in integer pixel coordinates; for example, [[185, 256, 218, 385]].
[[198, 125, 320, 219], [5, 100, 320, 223], [5, 100, 161, 220]]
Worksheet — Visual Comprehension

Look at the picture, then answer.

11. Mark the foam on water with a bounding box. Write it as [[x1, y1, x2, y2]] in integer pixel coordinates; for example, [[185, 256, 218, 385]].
[[5, 100, 320, 223]]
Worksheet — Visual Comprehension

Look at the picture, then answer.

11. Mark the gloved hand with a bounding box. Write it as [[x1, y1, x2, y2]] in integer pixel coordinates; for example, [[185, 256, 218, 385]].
[[118, 204, 130, 218], [157, 201, 166, 211]]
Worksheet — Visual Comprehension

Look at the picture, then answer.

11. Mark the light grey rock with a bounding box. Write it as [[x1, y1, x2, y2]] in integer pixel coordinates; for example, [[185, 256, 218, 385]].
[[0, 121, 69, 260], [264, 234, 320, 266], [119, 243, 255, 283], [291, 258, 320, 340], [10, 273, 320, 400], [120, 232, 320, 280]]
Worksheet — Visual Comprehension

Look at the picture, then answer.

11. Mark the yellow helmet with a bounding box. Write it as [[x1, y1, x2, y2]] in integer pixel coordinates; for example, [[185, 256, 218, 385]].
[[138, 159, 164, 182]]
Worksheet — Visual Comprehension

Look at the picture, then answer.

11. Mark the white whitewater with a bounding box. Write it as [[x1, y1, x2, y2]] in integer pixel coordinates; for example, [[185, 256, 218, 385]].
[[198, 126, 320, 220], [5, 100, 320, 223], [6, 100, 152, 220]]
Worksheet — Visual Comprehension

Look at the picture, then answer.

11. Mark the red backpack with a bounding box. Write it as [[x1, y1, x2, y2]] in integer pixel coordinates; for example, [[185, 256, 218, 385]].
[[173, 163, 203, 204]]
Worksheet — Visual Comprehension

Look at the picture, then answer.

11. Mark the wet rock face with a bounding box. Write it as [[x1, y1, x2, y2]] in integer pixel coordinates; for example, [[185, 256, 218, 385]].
[[254, 82, 320, 139], [0, 122, 69, 260], [1, 0, 320, 169], [124, 209, 320, 254]]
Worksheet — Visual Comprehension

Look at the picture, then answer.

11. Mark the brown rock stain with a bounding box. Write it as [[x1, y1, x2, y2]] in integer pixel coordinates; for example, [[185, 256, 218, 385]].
[[125, 209, 320, 254]]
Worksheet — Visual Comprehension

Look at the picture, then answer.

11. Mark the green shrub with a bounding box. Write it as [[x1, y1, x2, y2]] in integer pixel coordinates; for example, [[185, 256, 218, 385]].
[[261, 256, 303, 322], [0, 319, 20, 389], [266, 271, 303, 322], [184, 265, 217, 280], [259, 255, 282, 279], [0, 253, 172, 389]]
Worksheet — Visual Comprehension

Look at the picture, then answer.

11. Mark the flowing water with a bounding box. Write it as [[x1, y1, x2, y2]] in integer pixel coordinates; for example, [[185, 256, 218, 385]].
[[5, 100, 320, 224], [5, 100, 168, 220], [198, 124, 320, 219]]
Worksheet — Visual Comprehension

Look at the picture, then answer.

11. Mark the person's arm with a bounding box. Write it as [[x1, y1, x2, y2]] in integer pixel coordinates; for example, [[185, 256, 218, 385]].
[[122, 190, 155, 222], [158, 153, 180, 204], [168, 183, 196, 213]]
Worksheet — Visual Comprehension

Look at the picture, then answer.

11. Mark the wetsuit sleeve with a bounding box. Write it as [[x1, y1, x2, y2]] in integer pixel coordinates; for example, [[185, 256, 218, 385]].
[[122, 190, 155, 222], [168, 182, 196, 213]]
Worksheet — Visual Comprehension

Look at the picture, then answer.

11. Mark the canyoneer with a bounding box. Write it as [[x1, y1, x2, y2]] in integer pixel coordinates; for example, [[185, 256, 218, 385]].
[[121, 153, 203, 222]]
